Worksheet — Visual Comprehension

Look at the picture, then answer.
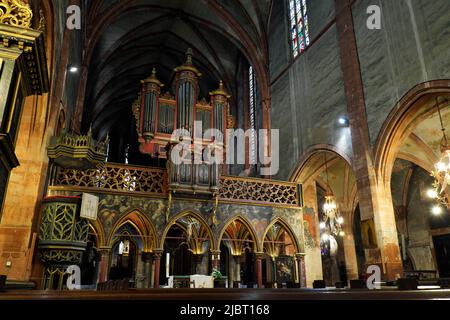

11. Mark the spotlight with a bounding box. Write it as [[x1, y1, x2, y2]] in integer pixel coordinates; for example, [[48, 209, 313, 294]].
[[432, 205, 443, 216], [427, 189, 438, 199], [319, 222, 326, 230], [338, 117, 349, 126], [336, 217, 344, 225], [68, 65, 78, 73], [339, 231, 345, 237]]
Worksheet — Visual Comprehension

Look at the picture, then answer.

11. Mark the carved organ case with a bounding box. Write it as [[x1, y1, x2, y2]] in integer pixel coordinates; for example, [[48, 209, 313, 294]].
[[134, 49, 232, 195]]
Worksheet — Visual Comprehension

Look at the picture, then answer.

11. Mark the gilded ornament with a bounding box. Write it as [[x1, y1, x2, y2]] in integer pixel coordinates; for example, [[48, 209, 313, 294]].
[[0, 0, 33, 28]]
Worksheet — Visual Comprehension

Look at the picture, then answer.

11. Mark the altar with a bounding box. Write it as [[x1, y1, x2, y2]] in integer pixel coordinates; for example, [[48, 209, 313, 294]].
[[167, 276, 228, 288]]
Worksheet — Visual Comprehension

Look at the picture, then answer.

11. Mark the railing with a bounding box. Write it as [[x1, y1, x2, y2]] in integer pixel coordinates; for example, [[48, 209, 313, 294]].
[[218, 176, 300, 207], [51, 163, 167, 196], [50, 163, 300, 207]]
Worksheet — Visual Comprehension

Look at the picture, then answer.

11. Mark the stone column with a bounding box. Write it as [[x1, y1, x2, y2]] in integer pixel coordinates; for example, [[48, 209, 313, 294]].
[[234, 255, 241, 284], [342, 218, 359, 281], [193, 254, 204, 275], [335, 0, 403, 281], [142, 252, 153, 289], [152, 249, 163, 288], [98, 247, 111, 283], [265, 256, 272, 285], [255, 252, 264, 288], [295, 253, 307, 288], [302, 181, 324, 287], [211, 250, 221, 270]]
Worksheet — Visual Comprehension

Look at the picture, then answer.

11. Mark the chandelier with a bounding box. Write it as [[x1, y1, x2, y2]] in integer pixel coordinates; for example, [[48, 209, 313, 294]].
[[320, 153, 345, 242], [429, 97, 450, 214]]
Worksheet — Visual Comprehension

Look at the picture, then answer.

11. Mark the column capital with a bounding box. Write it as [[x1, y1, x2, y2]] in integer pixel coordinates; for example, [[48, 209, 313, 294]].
[[152, 249, 164, 259], [98, 246, 112, 254], [210, 250, 221, 260], [254, 252, 265, 259], [142, 252, 153, 262]]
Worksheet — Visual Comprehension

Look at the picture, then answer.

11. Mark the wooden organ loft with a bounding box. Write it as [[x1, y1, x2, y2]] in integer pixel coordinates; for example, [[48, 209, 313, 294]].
[[132, 49, 234, 195]]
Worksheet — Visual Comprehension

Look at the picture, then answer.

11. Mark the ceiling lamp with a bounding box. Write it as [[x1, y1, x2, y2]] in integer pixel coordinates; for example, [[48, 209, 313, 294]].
[[320, 153, 344, 241], [430, 97, 450, 210]]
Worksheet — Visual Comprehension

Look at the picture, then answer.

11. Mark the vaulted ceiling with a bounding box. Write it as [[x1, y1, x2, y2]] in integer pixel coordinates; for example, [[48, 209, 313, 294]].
[[80, 0, 273, 137], [397, 97, 450, 173]]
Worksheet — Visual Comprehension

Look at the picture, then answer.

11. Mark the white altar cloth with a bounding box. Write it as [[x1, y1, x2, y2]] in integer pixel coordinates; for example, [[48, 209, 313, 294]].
[[167, 275, 215, 288]]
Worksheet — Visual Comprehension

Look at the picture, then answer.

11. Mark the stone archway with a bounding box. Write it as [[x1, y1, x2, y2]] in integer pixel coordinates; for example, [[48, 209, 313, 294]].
[[158, 211, 214, 287], [374, 80, 450, 189], [262, 218, 300, 288], [374, 80, 450, 279], [98, 210, 157, 287], [291, 146, 359, 286], [217, 215, 260, 288]]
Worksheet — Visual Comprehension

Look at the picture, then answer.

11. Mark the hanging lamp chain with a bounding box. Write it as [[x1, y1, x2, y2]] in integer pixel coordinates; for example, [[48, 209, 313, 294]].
[[437, 97, 449, 148]]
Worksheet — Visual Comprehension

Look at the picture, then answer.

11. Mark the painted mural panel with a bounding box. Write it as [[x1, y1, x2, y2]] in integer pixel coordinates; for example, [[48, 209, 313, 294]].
[[96, 194, 304, 252]]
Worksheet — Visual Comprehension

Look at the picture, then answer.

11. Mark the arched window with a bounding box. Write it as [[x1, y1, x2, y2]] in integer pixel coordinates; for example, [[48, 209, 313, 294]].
[[289, 0, 310, 58]]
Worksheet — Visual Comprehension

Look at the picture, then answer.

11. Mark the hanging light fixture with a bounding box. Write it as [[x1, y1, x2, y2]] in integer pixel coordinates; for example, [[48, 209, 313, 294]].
[[429, 97, 450, 211], [320, 153, 344, 241]]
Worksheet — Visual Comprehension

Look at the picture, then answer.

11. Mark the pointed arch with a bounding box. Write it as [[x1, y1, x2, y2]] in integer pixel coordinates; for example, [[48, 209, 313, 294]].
[[289, 144, 353, 183], [160, 211, 215, 251], [262, 217, 300, 254], [107, 209, 157, 252], [89, 219, 106, 247], [217, 215, 261, 253], [374, 80, 450, 186]]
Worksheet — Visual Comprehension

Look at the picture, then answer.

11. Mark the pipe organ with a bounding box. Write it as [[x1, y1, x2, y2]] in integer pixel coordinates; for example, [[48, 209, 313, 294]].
[[133, 49, 233, 195]]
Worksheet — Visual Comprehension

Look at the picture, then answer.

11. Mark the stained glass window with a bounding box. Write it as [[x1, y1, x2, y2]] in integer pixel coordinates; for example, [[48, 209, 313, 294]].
[[289, 0, 310, 58], [249, 66, 257, 165]]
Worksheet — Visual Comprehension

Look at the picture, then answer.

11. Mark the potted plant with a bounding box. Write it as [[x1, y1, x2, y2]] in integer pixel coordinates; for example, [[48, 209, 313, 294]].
[[212, 268, 226, 288]]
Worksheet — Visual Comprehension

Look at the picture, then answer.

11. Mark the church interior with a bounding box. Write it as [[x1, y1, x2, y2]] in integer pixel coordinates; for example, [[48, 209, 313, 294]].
[[0, 0, 450, 301]]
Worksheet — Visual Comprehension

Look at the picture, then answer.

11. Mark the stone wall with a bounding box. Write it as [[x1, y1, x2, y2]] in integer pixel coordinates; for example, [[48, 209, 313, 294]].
[[353, 0, 450, 144], [269, 0, 450, 180], [269, 0, 349, 180]]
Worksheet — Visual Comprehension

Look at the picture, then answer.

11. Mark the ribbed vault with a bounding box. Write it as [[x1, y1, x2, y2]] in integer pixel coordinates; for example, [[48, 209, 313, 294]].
[[79, 0, 272, 139]]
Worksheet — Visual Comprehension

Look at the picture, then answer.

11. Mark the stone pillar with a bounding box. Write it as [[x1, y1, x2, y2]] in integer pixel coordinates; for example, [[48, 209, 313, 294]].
[[255, 252, 264, 288], [142, 252, 153, 289], [302, 181, 324, 287], [150, 259, 155, 288], [295, 253, 307, 288], [211, 250, 221, 270], [335, 0, 403, 281], [342, 218, 359, 281], [152, 249, 163, 288], [265, 256, 272, 285], [234, 255, 241, 284], [193, 254, 204, 275], [98, 247, 111, 283]]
